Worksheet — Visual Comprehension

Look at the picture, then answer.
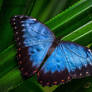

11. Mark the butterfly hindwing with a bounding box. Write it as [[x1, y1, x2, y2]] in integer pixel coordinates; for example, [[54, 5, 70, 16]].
[[37, 41, 92, 86], [61, 42, 92, 78], [11, 15, 55, 78]]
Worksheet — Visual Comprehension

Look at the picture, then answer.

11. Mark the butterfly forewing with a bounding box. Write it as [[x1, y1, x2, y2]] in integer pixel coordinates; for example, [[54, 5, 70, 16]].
[[11, 15, 55, 78]]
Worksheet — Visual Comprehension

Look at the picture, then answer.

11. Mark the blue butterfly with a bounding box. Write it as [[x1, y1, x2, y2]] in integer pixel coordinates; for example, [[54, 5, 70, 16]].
[[11, 15, 92, 86]]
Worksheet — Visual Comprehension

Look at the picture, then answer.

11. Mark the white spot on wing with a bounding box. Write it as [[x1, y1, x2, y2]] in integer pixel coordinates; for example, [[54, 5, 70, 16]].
[[88, 49, 91, 52], [89, 62, 92, 65], [80, 73, 82, 76], [20, 16, 24, 19], [12, 18, 16, 21], [18, 42, 21, 45], [84, 64, 87, 67], [86, 71, 89, 75], [28, 18, 36, 21], [21, 21, 24, 23], [78, 66, 82, 70], [22, 29, 26, 32], [21, 24, 25, 27], [17, 37, 19, 40], [31, 18, 36, 21], [16, 32, 18, 34], [13, 22, 16, 24], [14, 26, 17, 29], [14, 16, 17, 18]]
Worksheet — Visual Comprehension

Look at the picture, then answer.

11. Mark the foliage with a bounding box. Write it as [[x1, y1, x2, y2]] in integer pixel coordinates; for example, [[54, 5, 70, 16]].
[[0, 0, 92, 92]]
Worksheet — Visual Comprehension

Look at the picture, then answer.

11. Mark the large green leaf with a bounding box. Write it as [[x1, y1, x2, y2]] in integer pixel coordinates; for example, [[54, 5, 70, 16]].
[[0, 68, 22, 92], [0, 68, 43, 92], [62, 21, 92, 46], [0, 44, 16, 77], [46, 0, 92, 37], [0, 0, 92, 92]]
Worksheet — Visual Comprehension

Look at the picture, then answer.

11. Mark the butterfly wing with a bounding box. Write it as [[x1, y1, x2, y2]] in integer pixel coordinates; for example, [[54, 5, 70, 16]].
[[10, 15, 55, 78], [37, 41, 92, 86]]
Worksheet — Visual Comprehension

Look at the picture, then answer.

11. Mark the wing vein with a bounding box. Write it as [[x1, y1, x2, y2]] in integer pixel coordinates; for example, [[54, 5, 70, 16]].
[[64, 44, 86, 59], [60, 44, 71, 72]]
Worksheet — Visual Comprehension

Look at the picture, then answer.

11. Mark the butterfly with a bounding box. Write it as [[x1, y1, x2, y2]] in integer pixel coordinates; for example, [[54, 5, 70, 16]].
[[10, 15, 92, 86]]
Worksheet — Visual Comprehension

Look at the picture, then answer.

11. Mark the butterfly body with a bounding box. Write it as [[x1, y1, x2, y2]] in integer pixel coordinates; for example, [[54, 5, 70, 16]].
[[11, 15, 92, 86]]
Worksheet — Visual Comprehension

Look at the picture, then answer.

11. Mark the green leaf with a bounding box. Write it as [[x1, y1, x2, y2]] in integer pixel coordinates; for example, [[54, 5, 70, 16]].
[[0, 0, 92, 92], [46, 0, 92, 37], [9, 75, 44, 92], [0, 44, 16, 78], [62, 21, 92, 46], [0, 68, 23, 92]]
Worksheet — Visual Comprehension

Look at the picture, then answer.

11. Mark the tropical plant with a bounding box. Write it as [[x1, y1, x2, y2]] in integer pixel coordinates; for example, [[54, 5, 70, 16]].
[[0, 0, 92, 92]]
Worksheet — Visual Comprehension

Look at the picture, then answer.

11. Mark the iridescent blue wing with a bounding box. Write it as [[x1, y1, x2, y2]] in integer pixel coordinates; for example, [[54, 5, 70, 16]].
[[10, 15, 55, 78], [37, 41, 92, 86]]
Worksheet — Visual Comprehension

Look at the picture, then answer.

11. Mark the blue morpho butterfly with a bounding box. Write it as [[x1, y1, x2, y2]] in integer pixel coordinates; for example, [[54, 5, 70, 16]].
[[10, 15, 92, 86]]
